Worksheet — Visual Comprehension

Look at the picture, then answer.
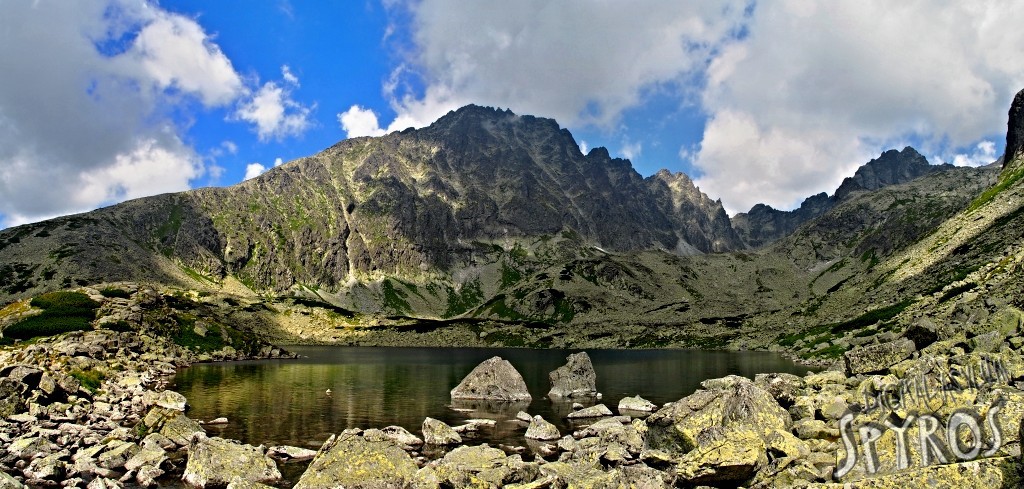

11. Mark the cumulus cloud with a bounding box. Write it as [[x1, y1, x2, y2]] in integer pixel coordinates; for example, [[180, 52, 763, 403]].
[[693, 1, 1024, 213], [951, 141, 999, 167], [244, 163, 267, 180], [338, 105, 388, 138], [376, 0, 751, 131], [0, 2, 311, 227], [380, 0, 1024, 214], [235, 68, 314, 142]]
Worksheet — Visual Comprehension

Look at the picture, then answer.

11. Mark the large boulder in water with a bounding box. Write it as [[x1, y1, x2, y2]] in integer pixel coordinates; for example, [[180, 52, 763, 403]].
[[450, 356, 532, 401], [293, 433, 422, 489], [548, 352, 597, 398]]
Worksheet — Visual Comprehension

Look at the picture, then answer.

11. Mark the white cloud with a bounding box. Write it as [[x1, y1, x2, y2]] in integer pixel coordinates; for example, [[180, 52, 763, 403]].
[[620, 141, 642, 161], [274, 157, 284, 167], [951, 140, 999, 167], [338, 105, 387, 138], [281, 65, 299, 86], [579, 140, 588, 155], [236, 78, 313, 142], [115, 8, 244, 106], [244, 162, 267, 180], [0, 0, 251, 227], [380, 0, 751, 130], [693, 1, 1024, 213]]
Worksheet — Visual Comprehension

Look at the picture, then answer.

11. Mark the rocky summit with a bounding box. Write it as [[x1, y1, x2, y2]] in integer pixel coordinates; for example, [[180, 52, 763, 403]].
[[2, 90, 1024, 488]]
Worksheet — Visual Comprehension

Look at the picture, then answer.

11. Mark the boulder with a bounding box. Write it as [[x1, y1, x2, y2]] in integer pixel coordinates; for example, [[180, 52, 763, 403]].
[[645, 376, 790, 455], [293, 433, 420, 489], [566, 404, 613, 419], [617, 395, 657, 413], [0, 378, 26, 418], [422, 417, 462, 445], [0, 471, 25, 489], [450, 356, 532, 401], [96, 440, 139, 470], [154, 390, 187, 412], [137, 406, 205, 446], [548, 352, 597, 398], [433, 444, 509, 487], [843, 338, 916, 375], [182, 435, 281, 488], [7, 436, 50, 459], [124, 434, 169, 472], [676, 428, 767, 485], [525, 415, 560, 440], [23, 450, 68, 480]]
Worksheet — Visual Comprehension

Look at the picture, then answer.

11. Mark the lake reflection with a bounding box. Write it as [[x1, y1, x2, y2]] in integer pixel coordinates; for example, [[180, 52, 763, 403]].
[[171, 347, 815, 450]]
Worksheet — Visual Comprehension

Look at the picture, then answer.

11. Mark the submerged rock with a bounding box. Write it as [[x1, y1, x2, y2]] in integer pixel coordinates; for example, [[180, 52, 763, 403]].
[[182, 434, 281, 488], [566, 404, 613, 419], [450, 356, 532, 401], [548, 352, 597, 398], [293, 433, 421, 489]]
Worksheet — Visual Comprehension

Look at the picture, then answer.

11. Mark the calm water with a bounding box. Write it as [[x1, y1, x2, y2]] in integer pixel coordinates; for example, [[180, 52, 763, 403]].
[[171, 347, 814, 451]]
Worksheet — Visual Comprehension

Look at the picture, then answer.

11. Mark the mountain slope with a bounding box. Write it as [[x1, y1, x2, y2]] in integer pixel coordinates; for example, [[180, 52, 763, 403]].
[[732, 147, 954, 248]]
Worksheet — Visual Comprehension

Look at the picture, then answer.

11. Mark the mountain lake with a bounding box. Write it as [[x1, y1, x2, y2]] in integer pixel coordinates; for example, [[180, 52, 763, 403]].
[[171, 347, 816, 454]]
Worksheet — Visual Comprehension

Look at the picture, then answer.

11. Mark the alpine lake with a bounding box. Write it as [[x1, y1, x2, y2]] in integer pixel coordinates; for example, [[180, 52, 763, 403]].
[[171, 346, 815, 459]]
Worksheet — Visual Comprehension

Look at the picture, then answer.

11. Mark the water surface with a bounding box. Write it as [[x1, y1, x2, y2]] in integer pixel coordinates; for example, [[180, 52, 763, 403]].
[[171, 347, 814, 451]]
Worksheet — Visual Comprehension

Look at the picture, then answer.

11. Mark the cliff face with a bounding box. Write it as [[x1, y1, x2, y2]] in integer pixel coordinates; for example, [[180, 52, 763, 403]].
[[732, 147, 953, 248]]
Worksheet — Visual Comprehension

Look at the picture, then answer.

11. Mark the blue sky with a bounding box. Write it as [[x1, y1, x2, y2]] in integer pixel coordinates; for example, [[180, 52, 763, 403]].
[[1, 1, 1022, 228]]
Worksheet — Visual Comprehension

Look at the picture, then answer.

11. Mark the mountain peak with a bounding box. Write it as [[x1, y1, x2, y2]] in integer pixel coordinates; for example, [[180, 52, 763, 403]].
[[1006, 88, 1024, 168]]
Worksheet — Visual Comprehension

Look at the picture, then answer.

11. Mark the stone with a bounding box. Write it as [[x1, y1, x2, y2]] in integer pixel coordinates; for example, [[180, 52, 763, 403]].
[[843, 339, 916, 375], [379, 425, 424, 448], [903, 319, 939, 350], [137, 407, 205, 446], [617, 395, 657, 413], [124, 435, 168, 472], [676, 428, 767, 485], [7, 436, 50, 459], [0, 471, 25, 489], [433, 444, 509, 487], [525, 415, 560, 440], [646, 376, 791, 455], [566, 404, 613, 419], [539, 461, 621, 488], [267, 445, 318, 462], [96, 440, 139, 470], [153, 390, 187, 412], [24, 450, 68, 480], [226, 478, 276, 489], [450, 356, 532, 401], [808, 456, 1021, 488], [515, 411, 533, 422], [548, 352, 597, 398], [293, 433, 420, 489], [0, 378, 26, 418], [969, 331, 1004, 353], [422, 417, 462, 445], [182, 435, 281, 488]]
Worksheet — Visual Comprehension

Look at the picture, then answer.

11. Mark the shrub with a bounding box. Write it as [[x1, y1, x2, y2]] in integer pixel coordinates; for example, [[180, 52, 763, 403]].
[[4, 291, 99, 340], [99, 287, 131, 299]]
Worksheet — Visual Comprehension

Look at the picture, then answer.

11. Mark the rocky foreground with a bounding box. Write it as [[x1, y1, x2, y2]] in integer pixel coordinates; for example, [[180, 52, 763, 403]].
[[1, 301, 1024, 487]]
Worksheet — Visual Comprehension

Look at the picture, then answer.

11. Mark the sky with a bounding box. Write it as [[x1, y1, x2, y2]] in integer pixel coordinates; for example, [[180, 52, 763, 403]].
[[1, 1, 1023, 228]]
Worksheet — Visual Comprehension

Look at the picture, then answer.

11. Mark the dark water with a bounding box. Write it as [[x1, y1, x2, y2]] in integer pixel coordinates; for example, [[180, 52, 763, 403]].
[[171, 347, 814, 451]]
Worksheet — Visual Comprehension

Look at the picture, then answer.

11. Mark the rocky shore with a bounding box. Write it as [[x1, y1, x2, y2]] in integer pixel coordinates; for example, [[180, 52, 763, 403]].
[[2, 285, 1024, 487]]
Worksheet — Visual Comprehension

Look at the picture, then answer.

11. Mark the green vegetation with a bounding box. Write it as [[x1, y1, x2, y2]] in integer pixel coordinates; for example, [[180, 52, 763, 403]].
[[802, 343, 848, 360], [99, 287, 131, 299], [967, 163, 1024, 213], [859, 248, 879, 269], [444, 280, 484, 317], [169, 313, 226, 352], [500, 262, 523, 288], [381, 279, 411, 314], [2, 291, 100, 342], [828, 299, 915, 334], [70, 368, 106, 393], [479, 295, 528, 321]]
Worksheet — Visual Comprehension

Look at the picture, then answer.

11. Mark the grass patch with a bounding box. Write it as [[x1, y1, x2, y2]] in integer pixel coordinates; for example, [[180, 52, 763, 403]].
[[828, 299, 915, 334], [3, 291, 100, 341], [802, 343, 848, 360], [500, 262, 523, 289], [70, 368, 106, 393], [170, 314, 225, 352], [967, 163, 1024, 213], [445, 280, 484, 318], [381, 280, 411, 315]]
